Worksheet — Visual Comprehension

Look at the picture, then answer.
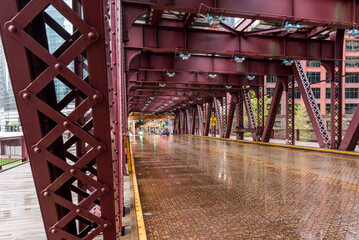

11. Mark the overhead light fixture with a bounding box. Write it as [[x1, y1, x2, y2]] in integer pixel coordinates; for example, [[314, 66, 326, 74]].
[[173, 97, 179, 100], [351, 28, 359, 38], [283, 58, 294, 66], [206, 13, 223, 27], [247, 75, 255, 80], [197, 97, 202, 100], [179, 52, 191, 60], [189, 101, 193, 104], [208, 73, 217, 79], [284, 21, 300, 33], [164, 103, 168, 106], [234, 56, 245, 63], [182, 104, 187, 106], [177, 106, 181, 109], [225, 84, 232, 89], [149, 96, 154, 99], [166, 71, 175, 77], [159, 83, 166, 87], [168, 100, 173, 103]]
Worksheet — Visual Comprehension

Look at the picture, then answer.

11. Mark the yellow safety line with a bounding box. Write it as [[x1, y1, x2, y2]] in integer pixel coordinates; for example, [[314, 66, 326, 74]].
[[190, 135, 359, 157], [180, 137, 359, 193], [130, 144, 147, 240]]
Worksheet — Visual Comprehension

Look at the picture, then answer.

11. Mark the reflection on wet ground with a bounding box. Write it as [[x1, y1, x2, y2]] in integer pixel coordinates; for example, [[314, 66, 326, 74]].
[[0, 163, 45, 240], [132, 135, 359, 239]]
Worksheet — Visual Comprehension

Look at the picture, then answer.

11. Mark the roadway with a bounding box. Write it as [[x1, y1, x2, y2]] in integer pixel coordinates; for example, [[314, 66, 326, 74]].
[[132, 135, 359, 239]]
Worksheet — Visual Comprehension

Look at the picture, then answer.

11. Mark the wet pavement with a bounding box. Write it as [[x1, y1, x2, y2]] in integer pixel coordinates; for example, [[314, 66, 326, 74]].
[[0, 163, 45, 240], [132, 135, 359, 240]]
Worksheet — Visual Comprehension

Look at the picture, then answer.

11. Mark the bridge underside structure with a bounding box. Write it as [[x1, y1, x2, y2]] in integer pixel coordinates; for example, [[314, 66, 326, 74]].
[[1, 0, 359, 239]]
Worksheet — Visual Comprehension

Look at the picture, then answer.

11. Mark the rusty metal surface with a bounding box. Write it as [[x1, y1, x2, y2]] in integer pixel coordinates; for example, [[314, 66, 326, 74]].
[[132, 135, 359, 239]]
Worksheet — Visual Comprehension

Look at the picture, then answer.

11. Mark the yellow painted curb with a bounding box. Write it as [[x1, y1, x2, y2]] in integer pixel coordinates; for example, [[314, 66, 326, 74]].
[[130, 144, 147, 240], [189, 135, 359, 157]]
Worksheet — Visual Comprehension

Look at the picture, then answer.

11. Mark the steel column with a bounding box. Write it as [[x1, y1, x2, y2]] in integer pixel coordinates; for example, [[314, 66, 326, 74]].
[[236, 91, 244, 140], [244, 90, 258, 141], [262, 79, 285, 142], [292, 60, 331, 148], [225, 94, 237, 138], [286, 76, 295, 145], [214, 97, 225, 138], [339, 105, 359, 151]]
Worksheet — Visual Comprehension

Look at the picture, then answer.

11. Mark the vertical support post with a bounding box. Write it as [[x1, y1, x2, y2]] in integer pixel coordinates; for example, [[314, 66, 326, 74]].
[[262, 79, 284, 142], [197, 104, 204, 135], [214, 97, 225, 138], [204, 102, 211, 136], [286, 76, 295, 145], [191, 107, 196, 135], [256, 85, 265, 138], [331, 29, 345, 149], [244, 90, 258, 141], [236, 91, 244, 140], [339, 105, 359, 150], [225, 94, 236, 138], [292, 60, 331, 148]]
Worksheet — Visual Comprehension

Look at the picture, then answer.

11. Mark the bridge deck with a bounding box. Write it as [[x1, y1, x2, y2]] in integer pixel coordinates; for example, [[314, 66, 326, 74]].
[[132, 135, 359, 239]]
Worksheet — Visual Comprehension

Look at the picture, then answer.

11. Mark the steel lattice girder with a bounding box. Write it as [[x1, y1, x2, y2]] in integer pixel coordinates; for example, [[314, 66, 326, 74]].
[[128, 52, 293, 76], [340, 105, 359, 150], [126, 24, 338, 61], [0, 0, 118, 239], [122, 0, 358, 31]]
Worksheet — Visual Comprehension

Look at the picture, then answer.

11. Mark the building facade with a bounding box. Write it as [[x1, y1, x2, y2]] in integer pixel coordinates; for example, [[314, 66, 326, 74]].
[[266, 35, 359, 139]]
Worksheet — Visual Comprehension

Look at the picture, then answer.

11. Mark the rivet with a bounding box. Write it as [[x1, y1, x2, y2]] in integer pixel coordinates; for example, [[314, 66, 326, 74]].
[[87, 32, 97, 41], [92, 94, 100, 101], [97, 145, 104, 151], [70, 168, 76, 174], [104, 222, 111, 229], [50, 228, 57, 234], [76, 208, 81, 214], [8, 24, 17, 33], [101, 186, 109, 193], [114, 92, 117, 95], [33, 146, 41, 153], [63, 121, 70, 127], [54, 63, 62, 70], [43, 191, 50, 197], [22, 92, 30, 99]]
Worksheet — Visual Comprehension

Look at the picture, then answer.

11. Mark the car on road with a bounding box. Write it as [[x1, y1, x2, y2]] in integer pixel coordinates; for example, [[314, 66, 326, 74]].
[[160, 129, 170, 136]]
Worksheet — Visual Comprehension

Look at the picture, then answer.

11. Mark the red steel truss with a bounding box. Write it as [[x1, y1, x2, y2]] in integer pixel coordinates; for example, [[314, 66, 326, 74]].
[[1, 0, 359, 239]]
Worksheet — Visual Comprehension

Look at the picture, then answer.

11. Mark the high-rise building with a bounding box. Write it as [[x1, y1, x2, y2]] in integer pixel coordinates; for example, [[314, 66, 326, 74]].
[[0, 2, 73, 132], [0, 40, 19, 132]]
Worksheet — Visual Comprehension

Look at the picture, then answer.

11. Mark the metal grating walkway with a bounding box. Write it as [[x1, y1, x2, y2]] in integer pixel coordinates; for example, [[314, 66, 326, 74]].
[[132, 135, 359, 239]]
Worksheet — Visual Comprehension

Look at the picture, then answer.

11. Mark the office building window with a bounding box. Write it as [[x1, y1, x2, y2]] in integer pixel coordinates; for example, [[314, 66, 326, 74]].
[[312, 88, 321, 99], [346, 40, 359, 52], [306, 61, 321, 68], [346, 56, 359, 68], [266, 88, 275, 95], [345, 104, 358, 114], [317, 103, 321, 110], [326, 88, 331, 99], [266, 76, 277, 83], [294, 88, 301, 99], [326, 104, 330, 114], [345, 73, 359, 83], [307, 72, 320, 83], [345, 88, 359, 99], [326, 72, 330, 83]]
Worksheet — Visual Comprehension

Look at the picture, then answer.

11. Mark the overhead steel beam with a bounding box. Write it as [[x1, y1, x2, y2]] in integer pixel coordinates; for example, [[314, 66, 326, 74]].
[[128, 52, 292, 76], [126, 24, 337, 61], [123, 0, 358, 29]]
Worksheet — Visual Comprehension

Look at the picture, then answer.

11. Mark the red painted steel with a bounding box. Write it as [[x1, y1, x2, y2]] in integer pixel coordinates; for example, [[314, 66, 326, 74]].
[[0, 0, 118, 239], [1, 0, 359, 239]]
